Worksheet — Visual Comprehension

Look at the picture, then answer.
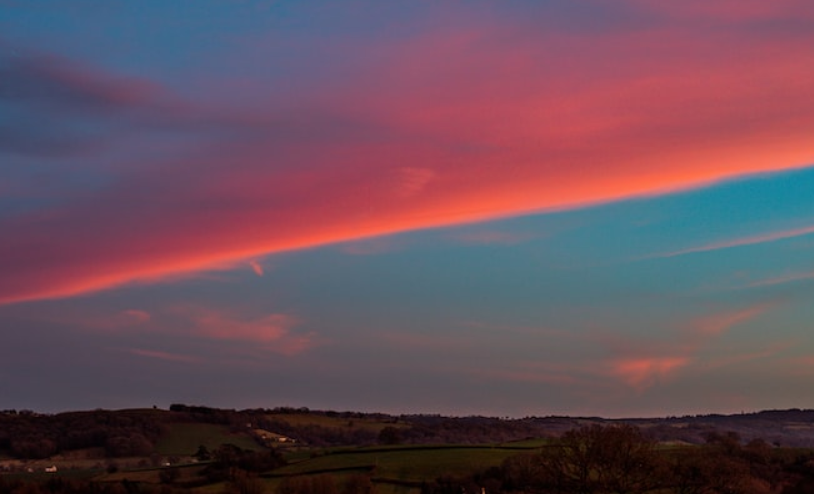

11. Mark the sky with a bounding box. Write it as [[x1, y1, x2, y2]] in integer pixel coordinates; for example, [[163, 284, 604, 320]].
[[2, 0, 814, 418]]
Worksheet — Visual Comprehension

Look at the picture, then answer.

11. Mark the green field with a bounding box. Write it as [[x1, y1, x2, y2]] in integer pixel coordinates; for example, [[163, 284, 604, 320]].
[[0, 410, 552, 494], [494, 437, 551, 449], [155, 423, 262, 455], [274, 445, 533, 482], [259, 444, 543, 494]]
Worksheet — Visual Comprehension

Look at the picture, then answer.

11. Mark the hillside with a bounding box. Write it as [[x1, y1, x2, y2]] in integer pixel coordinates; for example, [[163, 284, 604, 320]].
[[3, 406, 814, 493]]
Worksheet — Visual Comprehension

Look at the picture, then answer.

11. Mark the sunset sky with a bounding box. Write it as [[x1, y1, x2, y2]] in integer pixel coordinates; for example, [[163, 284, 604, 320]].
[[2, 0, 814, 418]]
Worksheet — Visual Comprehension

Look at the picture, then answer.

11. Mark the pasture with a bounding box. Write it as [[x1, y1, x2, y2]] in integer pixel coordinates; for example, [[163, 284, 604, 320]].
[[155, 423, 262, 456]]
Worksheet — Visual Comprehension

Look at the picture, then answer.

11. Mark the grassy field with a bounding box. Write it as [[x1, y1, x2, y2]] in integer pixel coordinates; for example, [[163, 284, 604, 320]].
[[98, 462, 208, 483], [494, 438, 550, 449], [0, 411, 551, 494], [260, 444, 540, 494], [155, 423, 262, 455], [273, 445, 533, 482]]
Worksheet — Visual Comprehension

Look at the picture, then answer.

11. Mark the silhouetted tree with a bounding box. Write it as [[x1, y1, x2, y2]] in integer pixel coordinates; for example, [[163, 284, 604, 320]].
[[503, 424, 663, 494], [194, 444, 212, 461], [378, 426, 401, 445]]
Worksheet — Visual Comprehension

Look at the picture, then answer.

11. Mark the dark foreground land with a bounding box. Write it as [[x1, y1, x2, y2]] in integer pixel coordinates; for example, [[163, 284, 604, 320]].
[[3, 405, 814, 493]]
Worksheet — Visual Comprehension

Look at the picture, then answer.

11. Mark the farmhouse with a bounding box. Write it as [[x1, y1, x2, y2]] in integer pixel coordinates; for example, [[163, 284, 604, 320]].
[[251, 428, 296, 445]]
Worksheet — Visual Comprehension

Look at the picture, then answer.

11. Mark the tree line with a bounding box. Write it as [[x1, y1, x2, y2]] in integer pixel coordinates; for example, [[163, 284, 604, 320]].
[[0, 409, 168, 459], [422, 424, 814, 494]]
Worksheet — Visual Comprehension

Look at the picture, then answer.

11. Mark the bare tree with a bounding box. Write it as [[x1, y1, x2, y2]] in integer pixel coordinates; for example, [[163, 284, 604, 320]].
[[534, 424, 664, 494]]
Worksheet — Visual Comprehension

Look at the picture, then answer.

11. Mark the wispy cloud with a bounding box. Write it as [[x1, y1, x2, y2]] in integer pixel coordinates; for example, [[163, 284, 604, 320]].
[[121, 309, 151, 324], [593, 302, 780, 391], [0, 51, 161, 113], [397, 167, 436, 198], [21, 307, 154, 332], [698, 342, 791, 372], [128, 348, 199, 364], [691, 303, 776, 336], [15, 303, 314, 356], [608, 356, 691, 391], [631, 0, 814, 22], [649, 225, 814, 259], [786, 355, 814, 375], [248, 260, 264, 276], [4, 1, 814, 304], [749, 270, 814, 288], [390, 302, 788, 397], [171, 306, 315, 355]]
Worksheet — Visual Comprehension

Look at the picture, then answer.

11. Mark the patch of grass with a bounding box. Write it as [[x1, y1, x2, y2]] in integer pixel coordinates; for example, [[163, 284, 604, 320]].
[[496, 438, 551, 449], [155, 423, 262, 455], [100, 463, 205, 484], [272, 445, 520, 483]]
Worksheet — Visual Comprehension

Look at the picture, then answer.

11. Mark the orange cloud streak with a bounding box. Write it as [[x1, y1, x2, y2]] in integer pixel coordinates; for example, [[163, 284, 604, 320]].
[[750, 270, 814, 288], [163, 306, 315, 356], [248, 260, 264, 276], [692, 303, 776, 336], [128, 348, 199, 364], [3, 2, 814, 303], [652, 225, 814, 258], [596, 302, 778, 390], [609, 356, 690, 391]]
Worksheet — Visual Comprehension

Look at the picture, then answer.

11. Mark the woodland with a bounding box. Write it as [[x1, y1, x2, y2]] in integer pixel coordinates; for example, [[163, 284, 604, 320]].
[[3, 406, 814, 494]]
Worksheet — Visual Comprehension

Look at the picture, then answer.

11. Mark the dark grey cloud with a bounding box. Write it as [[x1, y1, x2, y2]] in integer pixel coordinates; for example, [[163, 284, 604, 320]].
[[0, 48, 163, 159], [0, 51, 160, 113]]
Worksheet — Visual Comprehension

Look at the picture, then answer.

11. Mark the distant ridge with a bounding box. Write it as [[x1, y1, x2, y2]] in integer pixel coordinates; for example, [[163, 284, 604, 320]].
[[4, 406, 814, 449]]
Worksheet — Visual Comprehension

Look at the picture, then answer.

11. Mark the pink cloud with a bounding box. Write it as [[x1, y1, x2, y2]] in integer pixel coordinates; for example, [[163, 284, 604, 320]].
[[631, 0, 814, 22], [691, 303, 776, 336], [4, 51, 163, 111], [397, 167, 436, 198], [697, 342, 791, 373], [20, 307, 153, 332], [591, 302, 780, 390], [248, 260, 264, 276], [121, 309, 151, 324], [786, 356, 814, 376], [171, 306, 314, 355], [750, 270, 814, 288], [609, 356, 691, 391], [453, 303, 784, 393], [652, 225, 814, 259], [6, 301, 313, 355], [594, 331, 696, 391], [128, 348, 199, 364], [4, 3, 814, 304]]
